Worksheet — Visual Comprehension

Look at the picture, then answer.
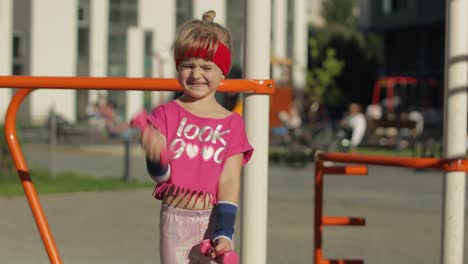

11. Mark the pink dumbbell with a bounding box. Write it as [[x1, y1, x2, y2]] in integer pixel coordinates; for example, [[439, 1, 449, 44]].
[[200, 239, 239, 264]]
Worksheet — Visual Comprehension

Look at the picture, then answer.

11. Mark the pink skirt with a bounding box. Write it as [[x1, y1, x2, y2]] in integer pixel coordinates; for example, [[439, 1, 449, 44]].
[[159, 204, 217, 264]]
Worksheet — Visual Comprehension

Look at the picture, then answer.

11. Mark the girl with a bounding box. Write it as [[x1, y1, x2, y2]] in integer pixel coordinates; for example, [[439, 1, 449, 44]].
[[139, 10, 253, 264]]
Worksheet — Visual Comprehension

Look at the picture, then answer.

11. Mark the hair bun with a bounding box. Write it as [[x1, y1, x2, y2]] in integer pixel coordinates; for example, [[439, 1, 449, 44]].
[[202, 10, 216, 22]]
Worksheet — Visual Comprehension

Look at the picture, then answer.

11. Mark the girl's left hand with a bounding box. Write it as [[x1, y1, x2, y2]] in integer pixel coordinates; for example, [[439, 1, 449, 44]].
[[211, 237, 232, 259], [142, 126, 166, 162]]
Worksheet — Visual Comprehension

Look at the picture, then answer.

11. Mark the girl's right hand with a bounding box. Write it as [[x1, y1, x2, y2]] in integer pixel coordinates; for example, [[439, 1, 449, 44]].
[[141, 126, 167, 162]]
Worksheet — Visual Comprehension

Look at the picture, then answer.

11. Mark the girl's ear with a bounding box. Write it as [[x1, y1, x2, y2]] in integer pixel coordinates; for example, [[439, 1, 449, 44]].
[[221, 74, 226, 80]]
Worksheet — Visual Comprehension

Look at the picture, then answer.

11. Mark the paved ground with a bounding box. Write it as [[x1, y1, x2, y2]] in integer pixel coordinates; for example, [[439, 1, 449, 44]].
[[1, 142, 468, 263]]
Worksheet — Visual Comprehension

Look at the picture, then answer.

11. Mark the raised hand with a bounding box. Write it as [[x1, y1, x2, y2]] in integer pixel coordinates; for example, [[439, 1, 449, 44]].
[[142, 126, 167, 162]]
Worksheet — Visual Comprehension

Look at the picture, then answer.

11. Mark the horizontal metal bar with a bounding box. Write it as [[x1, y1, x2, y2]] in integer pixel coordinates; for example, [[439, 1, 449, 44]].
[[316, 152, 468, 172], [323, 166, 368, 175], [0, 76, 275, 94], [323, 216, 366, 226], [322, 259, 364, 264]]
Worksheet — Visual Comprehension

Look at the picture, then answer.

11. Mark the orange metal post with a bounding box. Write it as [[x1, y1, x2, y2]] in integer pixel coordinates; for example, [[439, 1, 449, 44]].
[[314, 160, 325, 264], [5, 89, 62, 264], [314, 162, 367, 264]]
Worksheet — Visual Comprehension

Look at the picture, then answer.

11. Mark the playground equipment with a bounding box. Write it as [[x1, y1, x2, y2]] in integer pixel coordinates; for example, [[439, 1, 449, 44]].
[[228, 55, 295, 128], [365, 76, 443, 155], [371, 76, 440, 114], [314, 152, 468, 263], [0, 76, 273, 263]]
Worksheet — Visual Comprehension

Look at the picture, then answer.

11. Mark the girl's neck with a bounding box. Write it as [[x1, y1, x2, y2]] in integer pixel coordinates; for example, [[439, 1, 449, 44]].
[[177, 94, 231, 118]]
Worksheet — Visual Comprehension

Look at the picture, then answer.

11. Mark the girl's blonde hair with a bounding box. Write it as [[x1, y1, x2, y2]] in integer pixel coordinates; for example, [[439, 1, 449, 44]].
[[172, 10, 233, 62]]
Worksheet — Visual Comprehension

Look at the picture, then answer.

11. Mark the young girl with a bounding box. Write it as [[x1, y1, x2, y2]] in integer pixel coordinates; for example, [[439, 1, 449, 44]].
[[139, 10, 253, 263]]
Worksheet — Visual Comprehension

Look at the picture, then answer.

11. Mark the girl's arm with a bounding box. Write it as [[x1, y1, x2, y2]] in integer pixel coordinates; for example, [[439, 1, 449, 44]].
[[218, 153, 243, 202], [142, 126, 171, 183], [211, 153, 243, 257]]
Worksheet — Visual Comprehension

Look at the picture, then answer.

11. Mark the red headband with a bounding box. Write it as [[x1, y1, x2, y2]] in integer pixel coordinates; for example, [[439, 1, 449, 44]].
[[175, 42, 232, 76]]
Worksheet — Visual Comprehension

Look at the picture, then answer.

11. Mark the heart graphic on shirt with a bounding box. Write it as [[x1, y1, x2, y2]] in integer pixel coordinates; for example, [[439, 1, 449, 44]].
[[186, 144, 199, 159], [202, 146, 214, 161]]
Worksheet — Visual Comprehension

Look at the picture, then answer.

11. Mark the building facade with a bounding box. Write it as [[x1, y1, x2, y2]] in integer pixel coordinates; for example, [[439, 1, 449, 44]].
[[0, 0, 310, 125], [359, 0, 445, 82]]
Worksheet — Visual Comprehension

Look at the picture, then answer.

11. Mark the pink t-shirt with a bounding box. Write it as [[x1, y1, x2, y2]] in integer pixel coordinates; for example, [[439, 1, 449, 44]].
[[148, 100, 254, 204]]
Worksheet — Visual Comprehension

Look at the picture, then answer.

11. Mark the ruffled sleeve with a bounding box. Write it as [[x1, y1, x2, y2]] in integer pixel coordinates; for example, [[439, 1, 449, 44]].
[[225, 114, 254, 166], [147, 104, 167, 136]]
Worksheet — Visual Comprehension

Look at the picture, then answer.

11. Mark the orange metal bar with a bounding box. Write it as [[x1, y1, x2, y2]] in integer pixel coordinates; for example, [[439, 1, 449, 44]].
[[315, 151, 468, 263], [322, 216, 366, 226], [314, 161, 325, 264], [322, 166, 368, 175], [0, 76, 275, 94], [315, 159, 368, 264], [322, 259, 364, 264], [316, 152, 468, 172], [5, 89, 62, 264]]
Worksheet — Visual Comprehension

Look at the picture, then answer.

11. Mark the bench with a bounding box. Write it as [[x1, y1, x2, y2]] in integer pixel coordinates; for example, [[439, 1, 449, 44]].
[[362, 118, 417, 149]]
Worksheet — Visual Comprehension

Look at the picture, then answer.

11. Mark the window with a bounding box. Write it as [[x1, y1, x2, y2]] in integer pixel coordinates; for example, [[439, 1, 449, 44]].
[[176, 0, 193, 28], [108, 34, 127, 76], [12, 63, 23, 75], [108, 0, 139, 77], [109, 0, 137, 26], [12, 32, 25, 75], [78, 27, 89, 57], [78, 1, 90, 27], [144, 31, 153, 78], [381, 0, 410, 14], [13, 33, 24, 59], [226, 0, 245, 67]]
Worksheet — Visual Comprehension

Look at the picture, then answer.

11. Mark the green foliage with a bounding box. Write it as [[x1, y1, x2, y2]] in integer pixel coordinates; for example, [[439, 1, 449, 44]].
[[0, 168, 154, 197], [321, 0, 357, 28], [307, 0, 383, 106], [306, 37, 345, 104]]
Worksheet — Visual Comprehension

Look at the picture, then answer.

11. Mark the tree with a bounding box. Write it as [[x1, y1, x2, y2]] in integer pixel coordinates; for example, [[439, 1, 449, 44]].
[[307, 0, 383, 110], [306, 37, 344, 105], [321, 0, 357, 28]]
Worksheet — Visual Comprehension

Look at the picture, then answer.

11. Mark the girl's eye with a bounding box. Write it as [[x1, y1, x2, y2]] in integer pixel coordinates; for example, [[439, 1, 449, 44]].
[[202, 67, 212, 70]]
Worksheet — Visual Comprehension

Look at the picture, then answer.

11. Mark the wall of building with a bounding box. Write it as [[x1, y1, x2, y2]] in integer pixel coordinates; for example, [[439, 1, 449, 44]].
[[359, 0, 445, 80], [1, 0, 311, 125], [359, 0, 445, 31], [89, 0, 108, 79], [126, 27, 144, 121], [292, 0, 308, 90], [139, 0, 176, 106], [29, 0, 78, 124], [0, 0, 13, 123]]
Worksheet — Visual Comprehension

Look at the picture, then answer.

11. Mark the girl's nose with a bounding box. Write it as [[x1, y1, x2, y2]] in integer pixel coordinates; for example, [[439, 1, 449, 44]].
[[191, 67, 202, 79]]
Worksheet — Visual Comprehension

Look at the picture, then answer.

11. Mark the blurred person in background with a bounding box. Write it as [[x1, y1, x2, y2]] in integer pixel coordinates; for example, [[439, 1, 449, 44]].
[[340, 102, 367, 152]]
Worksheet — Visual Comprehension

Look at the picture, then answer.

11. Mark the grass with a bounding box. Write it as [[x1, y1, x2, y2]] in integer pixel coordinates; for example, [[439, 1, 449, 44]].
[[0, 169, 154, 197]]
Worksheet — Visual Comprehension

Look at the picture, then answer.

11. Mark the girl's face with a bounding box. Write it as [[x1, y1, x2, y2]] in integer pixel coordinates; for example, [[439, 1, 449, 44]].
[[177, 57, 225, 100]]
